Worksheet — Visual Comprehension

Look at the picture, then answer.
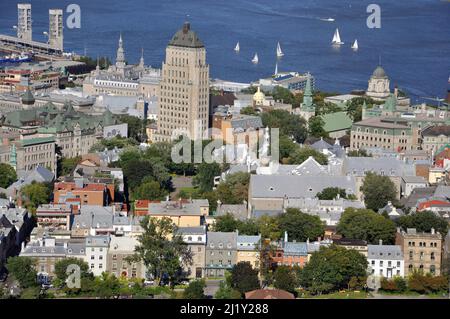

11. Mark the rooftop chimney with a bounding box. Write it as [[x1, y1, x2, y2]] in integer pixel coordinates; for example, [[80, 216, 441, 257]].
[[431, 227, 435, 235], [379, 239, 383, 246], [284, 231, 288, 243]]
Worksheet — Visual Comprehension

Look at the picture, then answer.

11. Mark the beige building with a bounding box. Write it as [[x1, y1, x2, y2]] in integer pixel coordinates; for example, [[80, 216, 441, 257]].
[[0, 132, 56, 173], [147, 199, 209, 227], [107, 236, 146, 279], [154, 22, 209, 142], [421, 125, 450, 155], [237, 235, 261, 271], [177, 226, 206, 279], [350, 117, 414, 152], [395, 228, 442, 276]]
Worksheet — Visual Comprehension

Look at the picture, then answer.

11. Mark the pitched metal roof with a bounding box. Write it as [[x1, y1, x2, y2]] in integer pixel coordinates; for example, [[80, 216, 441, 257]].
[[250, 175, 357, 199]]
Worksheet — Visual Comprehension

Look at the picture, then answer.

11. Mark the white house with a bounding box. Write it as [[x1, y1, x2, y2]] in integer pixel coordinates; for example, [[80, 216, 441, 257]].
[[85, 235, 110, 276], [368, 242, 405, 278]]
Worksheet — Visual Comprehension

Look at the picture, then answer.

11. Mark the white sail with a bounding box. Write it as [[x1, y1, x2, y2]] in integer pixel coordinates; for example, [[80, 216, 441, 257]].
[[276, 42, 284, 57], [351, 39, 358, 50], [332, 28, 344, 45], [234, 42, 240, 52], [252, 53, 259, 64], [274, 62, 278, 75]]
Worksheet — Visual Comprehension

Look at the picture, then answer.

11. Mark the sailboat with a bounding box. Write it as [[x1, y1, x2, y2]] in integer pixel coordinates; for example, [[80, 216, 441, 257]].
[[274, 62, 278, 75], [351, 39, 358, 50], [331, 28, 344, 45], [276, 42, 284, 58], [252, 53, 259, 64], [234, 42, 240, 52]]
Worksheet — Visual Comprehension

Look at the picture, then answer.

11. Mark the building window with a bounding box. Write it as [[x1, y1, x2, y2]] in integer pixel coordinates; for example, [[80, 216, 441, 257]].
[[430, 265, 436, 274]]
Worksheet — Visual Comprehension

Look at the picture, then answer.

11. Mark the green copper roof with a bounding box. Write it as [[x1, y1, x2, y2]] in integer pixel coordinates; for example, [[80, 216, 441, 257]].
[[383, 94, 397, 112], [21, 87, 35, 105], [320, 112, 353, 132], [169, 22, 204, 48], [20, 136, 55, 146], [3, 102, 120, 134]]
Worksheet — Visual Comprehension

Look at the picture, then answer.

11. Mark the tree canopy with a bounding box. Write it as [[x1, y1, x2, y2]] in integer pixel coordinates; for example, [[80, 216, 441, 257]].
[[308, 116, 328, 138], [316, 187, 348, 200], [230, 262, 260, 295], [336, 208, 397, 244], [6, 256, 37, 288], [193, 162, 222, 193], [278, 208, 325, 242], [21, 181, 52, 212], [396, 211, 448, 236], [126, 216, 192, 286], [0, 163, 17, 189], [183, 279, 207, 299], [361, 172, 397, 211], [297, 245, 368, 294], [261, 110, 307, 143]]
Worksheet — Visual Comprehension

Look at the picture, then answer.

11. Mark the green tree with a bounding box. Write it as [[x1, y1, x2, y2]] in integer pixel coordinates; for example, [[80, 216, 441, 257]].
[[297, 245, 368, 294], [261, 110, 307, 143], [126, 216, 192, 286], [257, 215, 281, 240], [230, 262, 260, 295], [183, 279, 207, 299], [347, 149, 371, 157], [132, 179, 168, 201], [193, 162, 222, 193], [278, 135, 297, 160], [316, 187, 348, 200], [59, 156, 81, 176], [272, 86, 295, 105], [273, 266, 297, 293], [213, 213, 240, 232], [287, 146, 328, 165], [240, 106, 258, 115], [308, 116, 328, 138], [278, 208, 325, 242], [361, 172, 397, 211], [6, 256, 37, 288], [119, 114, 146, 142], [0, 163, 17, 188], [21, 181, 52, 212], [336, 208, 396, 244], [396, 211, 448, 236], [215, 280, 242, 299], [54, 258, 91, 284], [216, 172, 250, 204]]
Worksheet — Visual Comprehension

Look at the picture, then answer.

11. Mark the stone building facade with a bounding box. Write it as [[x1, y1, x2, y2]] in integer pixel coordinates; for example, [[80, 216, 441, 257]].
[[395, 228, 442, 276]]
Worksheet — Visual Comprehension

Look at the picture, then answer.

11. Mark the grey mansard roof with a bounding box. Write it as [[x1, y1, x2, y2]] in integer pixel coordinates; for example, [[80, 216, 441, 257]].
[[367, 245, 403, 260], [250, 175, 357, 199], [342, 157, 415, 177], [169, 22, 204, 48]]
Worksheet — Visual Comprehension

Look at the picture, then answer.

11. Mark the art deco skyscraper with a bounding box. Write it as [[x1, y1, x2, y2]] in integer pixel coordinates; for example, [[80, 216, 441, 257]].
[[155, 22, 209, 142]]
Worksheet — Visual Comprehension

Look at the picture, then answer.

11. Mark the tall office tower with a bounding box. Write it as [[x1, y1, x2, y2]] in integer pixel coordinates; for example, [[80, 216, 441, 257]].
[[155, 22, 209, 142], [49, 9, 63, 50], [17, 3, 32, 41]]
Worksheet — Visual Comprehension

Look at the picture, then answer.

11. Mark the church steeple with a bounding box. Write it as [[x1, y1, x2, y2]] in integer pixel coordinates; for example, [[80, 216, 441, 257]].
[[302, 73, 314, 111], [10, 144, 17, 171], [139, 48, 145, 68], [115, 32, 126, 73]]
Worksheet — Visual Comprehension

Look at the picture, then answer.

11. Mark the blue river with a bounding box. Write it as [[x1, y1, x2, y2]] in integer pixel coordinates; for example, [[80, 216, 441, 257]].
[[1, 0, 449, 102]]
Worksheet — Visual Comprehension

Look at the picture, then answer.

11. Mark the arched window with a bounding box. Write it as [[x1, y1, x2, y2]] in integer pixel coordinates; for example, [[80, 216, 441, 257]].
[[430, 265, 436, 274], [431, 252, 435, 260]]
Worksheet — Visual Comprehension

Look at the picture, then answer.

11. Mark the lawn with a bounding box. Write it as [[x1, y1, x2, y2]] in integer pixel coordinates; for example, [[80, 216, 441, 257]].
[[298, 290, 371, 299]]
